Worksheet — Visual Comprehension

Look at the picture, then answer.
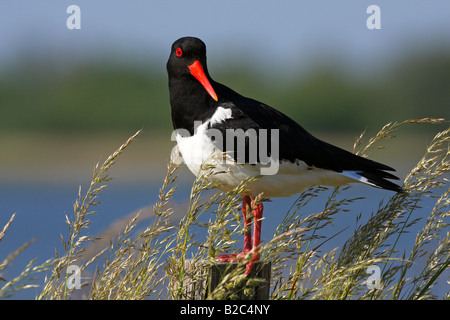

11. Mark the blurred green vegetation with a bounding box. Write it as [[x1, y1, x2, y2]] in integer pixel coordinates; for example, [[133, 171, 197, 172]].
[[0, 50, 448, 135]]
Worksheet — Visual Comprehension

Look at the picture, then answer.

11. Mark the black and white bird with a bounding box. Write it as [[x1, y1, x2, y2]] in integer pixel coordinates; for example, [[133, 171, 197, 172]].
[[167, 36, 402, 273]]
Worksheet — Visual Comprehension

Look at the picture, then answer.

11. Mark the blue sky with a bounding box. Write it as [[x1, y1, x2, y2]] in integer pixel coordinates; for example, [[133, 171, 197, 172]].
[[1, 1, 449, 73]]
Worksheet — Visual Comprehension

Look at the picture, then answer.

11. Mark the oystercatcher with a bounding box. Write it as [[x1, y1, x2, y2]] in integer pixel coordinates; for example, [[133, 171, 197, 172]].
[[167, 36, 402, 273]]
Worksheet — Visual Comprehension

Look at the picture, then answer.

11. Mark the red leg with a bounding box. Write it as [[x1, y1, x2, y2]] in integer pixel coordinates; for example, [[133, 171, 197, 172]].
[[216, 195, 253, 262], [242, 195, 252, 253], [216, 196, 263, 275], [245, 200, 263, 274], [252, 201, 263, 261]]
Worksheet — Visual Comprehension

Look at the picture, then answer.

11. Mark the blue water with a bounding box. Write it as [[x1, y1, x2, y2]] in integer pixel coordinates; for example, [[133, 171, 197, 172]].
[[0, 181, 164, 299], [0, 179, 447, 299]]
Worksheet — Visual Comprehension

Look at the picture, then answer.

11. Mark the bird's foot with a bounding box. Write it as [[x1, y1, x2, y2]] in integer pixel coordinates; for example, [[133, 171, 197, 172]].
[[216, 250, 250, 263], [216, 250, 259, 275]]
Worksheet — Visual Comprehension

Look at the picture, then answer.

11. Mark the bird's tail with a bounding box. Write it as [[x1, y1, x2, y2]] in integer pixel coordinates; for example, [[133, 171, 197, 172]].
[[341, 170, 403, 192]]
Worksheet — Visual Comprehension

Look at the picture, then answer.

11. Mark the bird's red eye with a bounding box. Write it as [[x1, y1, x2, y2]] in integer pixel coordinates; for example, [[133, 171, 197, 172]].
[[176, 48, 183, 57]]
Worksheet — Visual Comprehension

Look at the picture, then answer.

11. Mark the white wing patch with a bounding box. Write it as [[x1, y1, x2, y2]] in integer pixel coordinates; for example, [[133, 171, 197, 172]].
[[209, 106, 233, 125]]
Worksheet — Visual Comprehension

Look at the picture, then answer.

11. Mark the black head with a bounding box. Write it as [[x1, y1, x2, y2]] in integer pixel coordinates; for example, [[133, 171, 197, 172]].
[[167, 37, 207, 76], [167, 37, 218, 101]]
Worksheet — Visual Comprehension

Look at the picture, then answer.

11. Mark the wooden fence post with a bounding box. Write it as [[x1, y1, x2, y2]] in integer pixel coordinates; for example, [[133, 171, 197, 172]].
[[182, 259, 271, 299], [208, 261, 271, 299]]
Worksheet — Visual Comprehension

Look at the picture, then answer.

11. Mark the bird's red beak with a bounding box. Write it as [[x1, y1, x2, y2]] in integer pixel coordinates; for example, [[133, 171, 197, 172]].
[[188, 60, 218, 101]]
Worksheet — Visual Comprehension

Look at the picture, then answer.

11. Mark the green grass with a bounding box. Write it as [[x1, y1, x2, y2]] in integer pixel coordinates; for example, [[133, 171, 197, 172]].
[[0, 118, 448, 300]]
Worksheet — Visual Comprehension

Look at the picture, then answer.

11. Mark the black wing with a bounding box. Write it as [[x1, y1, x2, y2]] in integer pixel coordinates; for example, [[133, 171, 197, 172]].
[[209, 82, 402, 192]]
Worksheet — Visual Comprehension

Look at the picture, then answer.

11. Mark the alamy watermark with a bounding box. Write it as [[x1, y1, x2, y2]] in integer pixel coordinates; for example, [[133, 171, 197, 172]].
[[366, 265, 381, 290], [66, 5, 380, 31], [172, 121, 280, 175], [66, 264, 81, 290], [366, 5, 381, 30], [66, 5, 81, 30]]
